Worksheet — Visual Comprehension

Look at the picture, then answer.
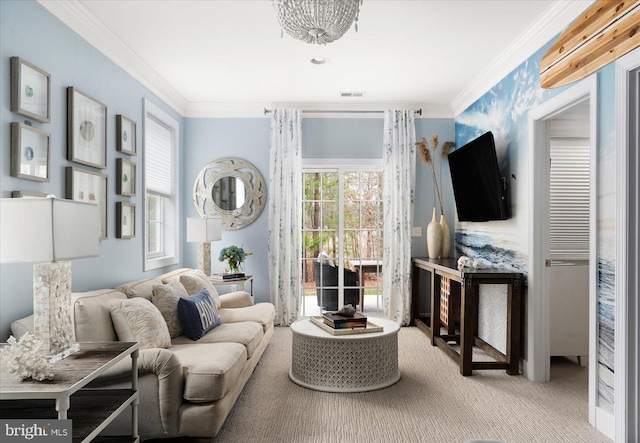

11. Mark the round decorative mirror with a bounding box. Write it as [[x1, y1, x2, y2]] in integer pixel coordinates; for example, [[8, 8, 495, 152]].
[[193, 157, 266, 230]]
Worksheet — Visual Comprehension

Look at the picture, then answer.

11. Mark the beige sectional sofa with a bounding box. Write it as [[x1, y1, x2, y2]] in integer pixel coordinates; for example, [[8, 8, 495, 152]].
[[11, 268, 275, 441]]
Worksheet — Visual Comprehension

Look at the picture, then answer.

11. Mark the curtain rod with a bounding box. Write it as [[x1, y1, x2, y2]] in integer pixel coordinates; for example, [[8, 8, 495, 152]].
[[263, 108, 422, 116]]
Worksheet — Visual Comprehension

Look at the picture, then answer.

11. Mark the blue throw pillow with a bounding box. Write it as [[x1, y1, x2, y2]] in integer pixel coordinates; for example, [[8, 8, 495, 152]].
[[177, 288, 221, 340]]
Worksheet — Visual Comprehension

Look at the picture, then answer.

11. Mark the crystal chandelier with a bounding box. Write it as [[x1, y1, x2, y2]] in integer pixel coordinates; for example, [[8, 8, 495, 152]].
[[271, 0, 363, 45]]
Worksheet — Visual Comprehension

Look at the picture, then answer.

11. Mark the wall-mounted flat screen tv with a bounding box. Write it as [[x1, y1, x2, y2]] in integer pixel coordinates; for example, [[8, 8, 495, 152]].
[[447, 131, 508, 222]]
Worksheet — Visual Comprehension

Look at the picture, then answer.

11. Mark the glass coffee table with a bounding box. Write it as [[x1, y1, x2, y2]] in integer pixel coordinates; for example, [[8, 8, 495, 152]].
[[289, 317, 400, 392]]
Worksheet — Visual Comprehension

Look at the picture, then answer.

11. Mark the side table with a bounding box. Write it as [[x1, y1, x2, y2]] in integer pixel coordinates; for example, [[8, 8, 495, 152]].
[[0, 341, 139, 442], [210, 274, 254, 297]]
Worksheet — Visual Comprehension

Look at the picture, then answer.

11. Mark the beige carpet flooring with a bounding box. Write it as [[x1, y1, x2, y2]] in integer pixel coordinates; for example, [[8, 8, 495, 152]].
[[163, 326, 611, 443]]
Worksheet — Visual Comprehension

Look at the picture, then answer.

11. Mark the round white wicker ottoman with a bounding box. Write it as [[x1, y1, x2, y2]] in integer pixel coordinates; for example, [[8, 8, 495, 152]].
[[289, 317, 401, 393]]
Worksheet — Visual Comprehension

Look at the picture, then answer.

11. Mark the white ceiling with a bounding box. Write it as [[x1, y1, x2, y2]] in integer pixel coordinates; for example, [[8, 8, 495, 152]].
[[40, 0, 594, 117]]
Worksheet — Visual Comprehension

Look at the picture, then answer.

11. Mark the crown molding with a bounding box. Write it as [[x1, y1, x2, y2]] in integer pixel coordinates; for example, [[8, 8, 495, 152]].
[[449, 0, 595, 117], [37, 0, 188, 116], [38, 0, 586, 120]]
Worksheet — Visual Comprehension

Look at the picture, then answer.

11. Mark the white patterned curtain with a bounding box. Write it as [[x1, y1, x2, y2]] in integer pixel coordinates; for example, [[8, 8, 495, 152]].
[[268, 109, 303, 326], [382, 110, 416, 325]]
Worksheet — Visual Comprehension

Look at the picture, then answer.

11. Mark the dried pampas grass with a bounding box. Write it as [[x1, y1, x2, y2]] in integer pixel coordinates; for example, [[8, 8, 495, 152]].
[[416, 134, 455, 216]]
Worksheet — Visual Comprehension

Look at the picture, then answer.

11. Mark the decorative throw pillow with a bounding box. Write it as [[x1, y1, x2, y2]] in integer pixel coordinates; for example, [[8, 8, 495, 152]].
[[109, 298, 171, 349], [317, 251, 335, 267], [151, 280, 189, 338], [179, 270, 221, 308], [177, 288, 221, 341]]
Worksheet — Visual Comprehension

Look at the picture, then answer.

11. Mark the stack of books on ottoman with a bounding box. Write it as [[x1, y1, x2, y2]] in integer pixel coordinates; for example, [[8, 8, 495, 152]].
[[323, 312, 368, 329], [309, 311, 383, 335]]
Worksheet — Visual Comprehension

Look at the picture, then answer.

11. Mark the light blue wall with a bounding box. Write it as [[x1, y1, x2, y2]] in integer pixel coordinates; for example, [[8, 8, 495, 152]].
[[184, 117, 455, 301], [183, 118, 271, 302], [0, 0, 185, 340]]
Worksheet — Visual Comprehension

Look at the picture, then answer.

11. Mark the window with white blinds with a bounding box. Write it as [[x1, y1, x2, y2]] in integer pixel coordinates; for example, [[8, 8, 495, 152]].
[[145, 116, 173, 196], [143, 99, 179, 271], [549, 137, 590, 261]]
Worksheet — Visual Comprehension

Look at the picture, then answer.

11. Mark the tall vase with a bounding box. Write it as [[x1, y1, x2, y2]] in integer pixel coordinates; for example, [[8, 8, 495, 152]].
[[440, 214, 451, 258], [427, 207, 443, 259]]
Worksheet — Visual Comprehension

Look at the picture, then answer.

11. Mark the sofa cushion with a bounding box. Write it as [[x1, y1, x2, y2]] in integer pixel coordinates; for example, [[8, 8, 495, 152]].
[[219, 303, 275, 332], [115, 276, 165, 301], [72, 289, 126, 342], [115, 268, 192, 301], [317, 251, 335, 266], [152, 280, 189, 338], [177, 288, 221, 341], [219, 291, 253, 309], [179, 270, 221, 308], [10, 315, 34, 338], [110, 298, 171, 349], [172, 321, 264, 358], [170, 342, 247, 402]]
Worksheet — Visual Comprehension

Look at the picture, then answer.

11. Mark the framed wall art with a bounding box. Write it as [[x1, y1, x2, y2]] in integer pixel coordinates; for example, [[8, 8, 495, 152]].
[[10, 57, 51, 123], [116, 158, 136, 197], [66, 167, 108, 240], [67, 87, 107, 169], [10, 122, 50, 182], [116, 202, 136, 239], [116, 115, 137, 156]]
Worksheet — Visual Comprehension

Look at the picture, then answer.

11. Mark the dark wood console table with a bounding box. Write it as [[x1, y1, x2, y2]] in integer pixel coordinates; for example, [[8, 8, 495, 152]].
[[411, 257, 523, 376]]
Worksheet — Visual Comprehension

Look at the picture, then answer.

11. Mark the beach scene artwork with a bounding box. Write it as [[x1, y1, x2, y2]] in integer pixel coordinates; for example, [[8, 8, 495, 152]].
[[454, 43, 616, 414]]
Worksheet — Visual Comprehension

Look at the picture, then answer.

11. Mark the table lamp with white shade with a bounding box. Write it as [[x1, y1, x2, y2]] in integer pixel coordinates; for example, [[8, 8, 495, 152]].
[[0, 197, 99, 361], [186, 216, 222, 276]]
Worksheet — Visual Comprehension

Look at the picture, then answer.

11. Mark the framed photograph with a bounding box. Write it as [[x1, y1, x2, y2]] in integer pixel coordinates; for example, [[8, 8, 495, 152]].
[[116, 158, 136, 197], [10, 122, 50, 182], [12, 191, 49, 198], [66, 167, 108, 240], [116, 115, 137, 156], [116, 202, 136, 239], [68, 87, 107, 169], [10, 57, 51, 123]]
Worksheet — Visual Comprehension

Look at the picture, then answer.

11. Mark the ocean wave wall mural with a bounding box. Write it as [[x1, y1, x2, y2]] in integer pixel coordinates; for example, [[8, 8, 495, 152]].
[[454, 43, 616, 414]]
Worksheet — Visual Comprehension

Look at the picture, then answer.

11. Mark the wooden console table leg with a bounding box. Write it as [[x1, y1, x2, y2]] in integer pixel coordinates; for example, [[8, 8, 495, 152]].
[[411, 266, 420, 326], [507, 277, 522, 375], [459, 277, 476, 376], [430, 271, 442, 346]]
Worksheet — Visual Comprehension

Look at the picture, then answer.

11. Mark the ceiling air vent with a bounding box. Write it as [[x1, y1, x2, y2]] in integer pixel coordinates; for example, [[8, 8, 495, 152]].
[[340, 92, 365, 97]]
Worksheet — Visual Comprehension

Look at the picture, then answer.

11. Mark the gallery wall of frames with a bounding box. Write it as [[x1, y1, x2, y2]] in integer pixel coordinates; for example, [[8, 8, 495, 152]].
[[10, 57, 137, 240], [0, 0, 186, 342]]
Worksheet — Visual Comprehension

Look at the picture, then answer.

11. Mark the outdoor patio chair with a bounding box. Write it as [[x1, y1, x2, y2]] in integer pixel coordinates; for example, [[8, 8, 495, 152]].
[[314, 261, 360, 311]]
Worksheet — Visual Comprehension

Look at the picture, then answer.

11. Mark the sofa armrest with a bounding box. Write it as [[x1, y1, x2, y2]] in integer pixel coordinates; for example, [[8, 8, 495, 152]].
[[219, 291, 254, 308], [11, 315, 34, 338], [90, 347, 184, 436], [139, 348, 184, 435]]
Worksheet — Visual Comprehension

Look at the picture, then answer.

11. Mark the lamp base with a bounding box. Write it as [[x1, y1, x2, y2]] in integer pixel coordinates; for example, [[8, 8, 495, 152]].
[[198, 242, 212, 276], [33, 261, 78, 361], [48, 342, 80, 363]]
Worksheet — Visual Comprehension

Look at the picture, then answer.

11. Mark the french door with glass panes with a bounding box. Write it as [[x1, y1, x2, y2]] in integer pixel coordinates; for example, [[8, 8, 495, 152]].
[[301, 167, 383, 317]]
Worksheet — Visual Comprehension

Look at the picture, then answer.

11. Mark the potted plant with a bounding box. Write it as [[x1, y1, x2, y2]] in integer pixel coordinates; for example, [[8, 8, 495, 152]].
[[218, 245, 251, 273]]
